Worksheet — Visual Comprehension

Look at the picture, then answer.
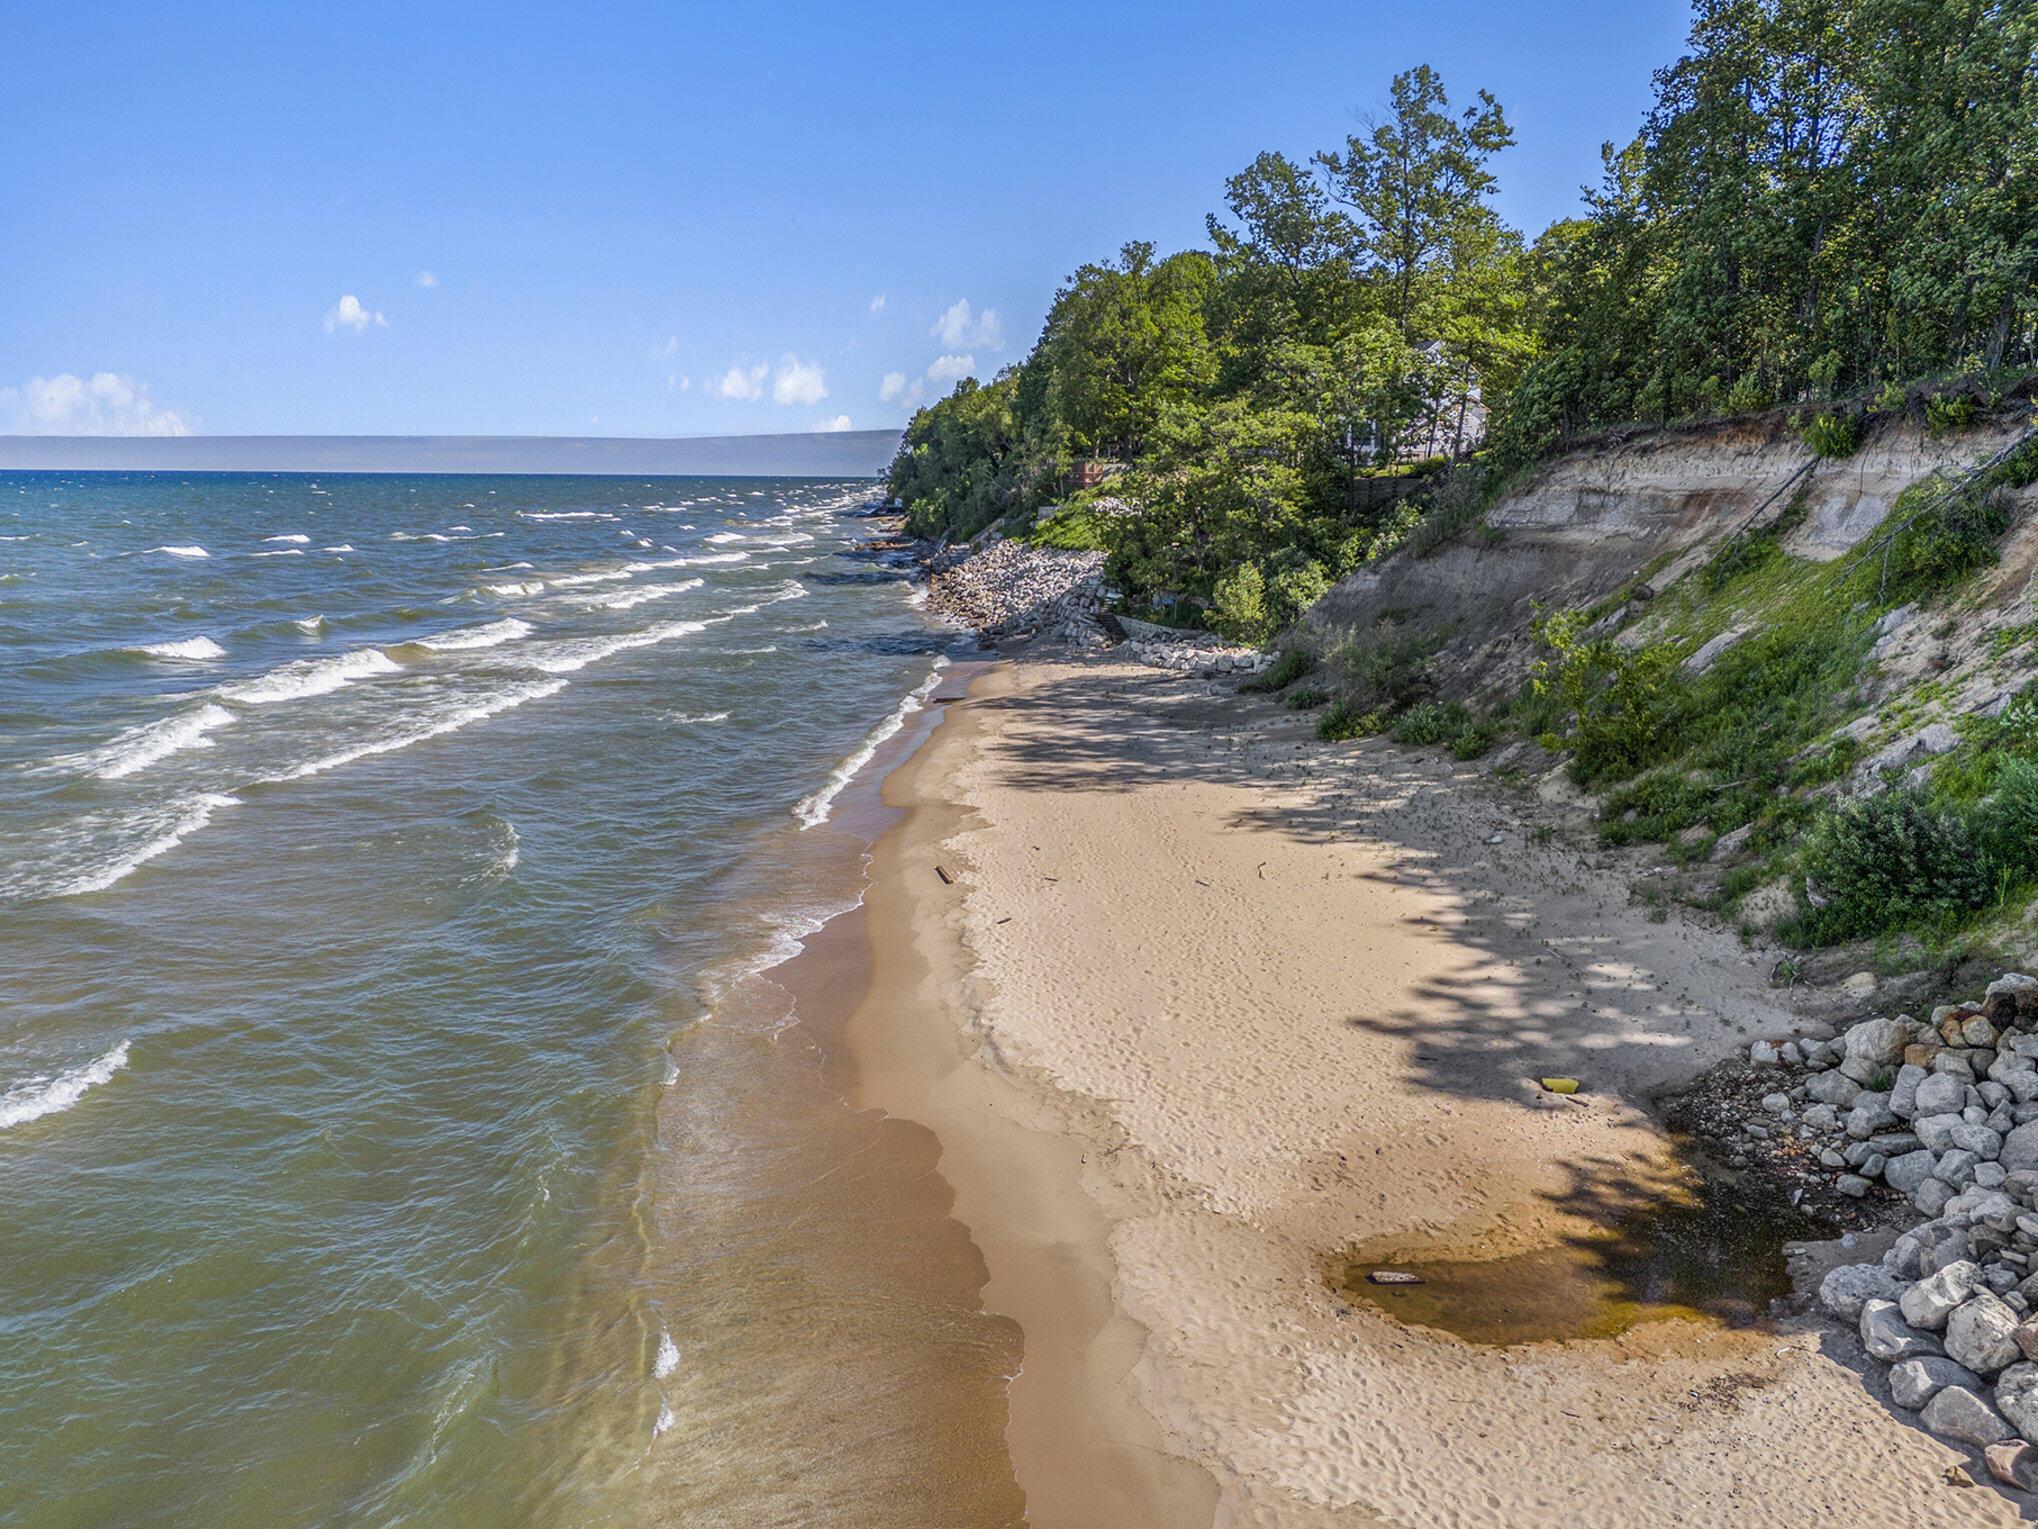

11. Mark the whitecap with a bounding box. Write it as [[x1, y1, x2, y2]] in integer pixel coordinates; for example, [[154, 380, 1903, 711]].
[[0, 1041, 132, 1131], [322, 545, 354, 553], [263, 534, 311, 544], [594, 579, 702, 611], [248, 549, 304, 558], [50, 703, 236, 780], [485, 581, 546, 597], [294, 616, 325, 633], [38, 793, 242, 898], [521, 619, 712, 675], [670, 710, 731, 723], [139, 636, 226, 661], [794, 661, 948, 830], [273, 679, 567, 780], [223, 647, 401, 705], [706, 532, 744, 544], [150, 545, 210, 558], [412, 618, 533, 652], [546, 569, 634, 588], [655, 1333, 680, 1378]]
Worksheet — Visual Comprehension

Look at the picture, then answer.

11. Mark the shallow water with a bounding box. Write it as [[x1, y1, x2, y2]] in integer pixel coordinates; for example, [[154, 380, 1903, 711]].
[[0, 471, 971, 1526], [1340, 1169, 1836, 1345]]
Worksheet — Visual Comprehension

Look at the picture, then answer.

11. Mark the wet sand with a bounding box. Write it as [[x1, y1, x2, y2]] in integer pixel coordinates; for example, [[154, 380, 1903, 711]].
[[841, 655, 2026, 1528]]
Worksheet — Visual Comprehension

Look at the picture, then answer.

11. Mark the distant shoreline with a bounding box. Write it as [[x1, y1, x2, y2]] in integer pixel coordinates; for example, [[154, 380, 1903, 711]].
[[0, 429, 902, 477]]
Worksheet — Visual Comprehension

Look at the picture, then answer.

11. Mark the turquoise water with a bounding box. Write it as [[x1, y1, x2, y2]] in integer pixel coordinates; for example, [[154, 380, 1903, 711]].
[[0, 473, 958, 1526]]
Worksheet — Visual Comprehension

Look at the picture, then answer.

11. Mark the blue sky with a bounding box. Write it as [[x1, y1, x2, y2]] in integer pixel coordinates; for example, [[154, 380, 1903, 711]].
[[0, 1, 1694, 439]]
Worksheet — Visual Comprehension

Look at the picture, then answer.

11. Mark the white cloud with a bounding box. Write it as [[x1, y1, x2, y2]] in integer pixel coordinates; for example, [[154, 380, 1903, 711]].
[[667, 373, 690, 391], [931, 299, 1002, 352], [816, 414, 853, 432], [415, 270, 438, 288], [0, 372, 193, 436], [654, 335, 679, 359], [772, 354, 828, 406], [715, 362, 768, 401], [869, 294, 886, 316], [324, 294, 386, 333], [926, 354, 975, 386], [878, 371, 909, 403]]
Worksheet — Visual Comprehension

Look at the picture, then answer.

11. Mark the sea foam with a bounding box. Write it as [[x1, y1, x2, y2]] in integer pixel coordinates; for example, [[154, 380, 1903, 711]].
[[522, 619, 712, 674], [274, 680, 567, 780], [150, 545, 210, 558], [56, 703, 237, 780], [414, 618, 533, 651], [224, 648, 401, 704], [263, 534, 311, 543], [36, 793, 242, 899], [139, 636, 227, 660], [655, 1333, 680, 1378], [793, 661, 947, 830], [0, 1041, 132, 1131]]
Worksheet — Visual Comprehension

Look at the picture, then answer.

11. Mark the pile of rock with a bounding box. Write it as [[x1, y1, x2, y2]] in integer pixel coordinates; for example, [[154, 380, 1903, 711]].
[[1809, 974, 2038, 1484], [926, 540, 1110, 645], [1125, 639, 1273, 678], [1748, 974, 2038, 1212]]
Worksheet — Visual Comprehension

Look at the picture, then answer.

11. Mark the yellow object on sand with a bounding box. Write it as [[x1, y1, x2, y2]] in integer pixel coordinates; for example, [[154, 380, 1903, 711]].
[[1541, 1077, 1580, 1094]]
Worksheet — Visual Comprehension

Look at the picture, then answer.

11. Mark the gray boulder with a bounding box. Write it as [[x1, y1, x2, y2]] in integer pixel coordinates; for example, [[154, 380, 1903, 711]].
[[1988, 973, 2038, 1001], [1903, 1262, 1981, 1331], [1952, 1122, 2006, 1160], [1821, 1262, 1903, 1320], [1863, 1298, 1946, 1360], [1916, 1179, 1956, 1216], [1884, 1149, 1939, 1195], [1889, 1062, 1928, 1119], [1997, 1361, 2038, 1439], [1890, 1355, 1982, 1410], [1841, 1017, 1907, 1083], [1985, 1439, 2038, 1492], [1846, 1099, 1896, 1139], [1947, 1292, 2025, 1375], [1915, 1072, 1968, 1117], [2002, 1121, 2038, 1174], [1937, 1149, 1981, 1187], [1923, 1384, 2013, 1447], [1807, 1070, 1864, 1108], [1917, 1112, 1966, 1152]]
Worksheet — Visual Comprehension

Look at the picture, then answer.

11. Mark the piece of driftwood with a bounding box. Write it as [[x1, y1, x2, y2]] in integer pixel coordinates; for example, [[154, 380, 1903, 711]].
[[1366, 1270, 1425, 1286]]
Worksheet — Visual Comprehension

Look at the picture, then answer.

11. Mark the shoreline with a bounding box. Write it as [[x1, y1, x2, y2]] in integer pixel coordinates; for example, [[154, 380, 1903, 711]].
[[837, 652, 2028, 1527]]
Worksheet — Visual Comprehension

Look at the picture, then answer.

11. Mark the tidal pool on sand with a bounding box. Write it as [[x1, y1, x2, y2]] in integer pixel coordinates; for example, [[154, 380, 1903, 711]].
[[1339, 1171, 1836, 1346]]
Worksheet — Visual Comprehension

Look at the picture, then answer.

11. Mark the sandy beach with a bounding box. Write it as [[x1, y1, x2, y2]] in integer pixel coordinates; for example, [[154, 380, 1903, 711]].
[[844, 654, 2028, 1528]]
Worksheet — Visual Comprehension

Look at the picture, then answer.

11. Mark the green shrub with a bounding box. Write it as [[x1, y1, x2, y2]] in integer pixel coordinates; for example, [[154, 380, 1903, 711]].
[[1327, 618, 1445, 713], [1028, 504, 1105, 550], [1926, 393, 1982, 434], [1802, 412, 1861, 458], [1212, 563, 1269, 645], [1284, 685, 1329, 710], [1317, 697, 1379, 741], [1394, 702, 1447, 744], [1531, 608, 1681, 784], [1798, 789, 1993, 941], [1981, 758, 2038, 883], [1727, 374, 1771, 414], [1880, 476, 2011, 598], [1448, 724, 1497, 760], [1237, 644, 1314, 693]]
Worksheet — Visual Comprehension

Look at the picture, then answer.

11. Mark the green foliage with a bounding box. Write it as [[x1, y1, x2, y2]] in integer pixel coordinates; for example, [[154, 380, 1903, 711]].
[[1485, 0, 2038, 459], [1284, 685, 1330, 710], [1316, 697, 1381, 741], [1982, 759, 2038, 883], [1926, 393, 1984, 435], [1237, 644, 1315, 693], [1028, 503, 1105, 550], [1797, 790, 1994, 942], [1531, 608, 1680, 783], [1327, 618, 1445, 714], [1393, 701, 1448, 744], [1211, 561, 1270, 644], [1802, 412, 1861, 458], [1876, 473, 2014, 601]]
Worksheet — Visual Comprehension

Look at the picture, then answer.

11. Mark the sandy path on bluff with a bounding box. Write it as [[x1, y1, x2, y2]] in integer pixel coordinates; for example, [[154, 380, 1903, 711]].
[[846, 655, 2024, 1529]]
